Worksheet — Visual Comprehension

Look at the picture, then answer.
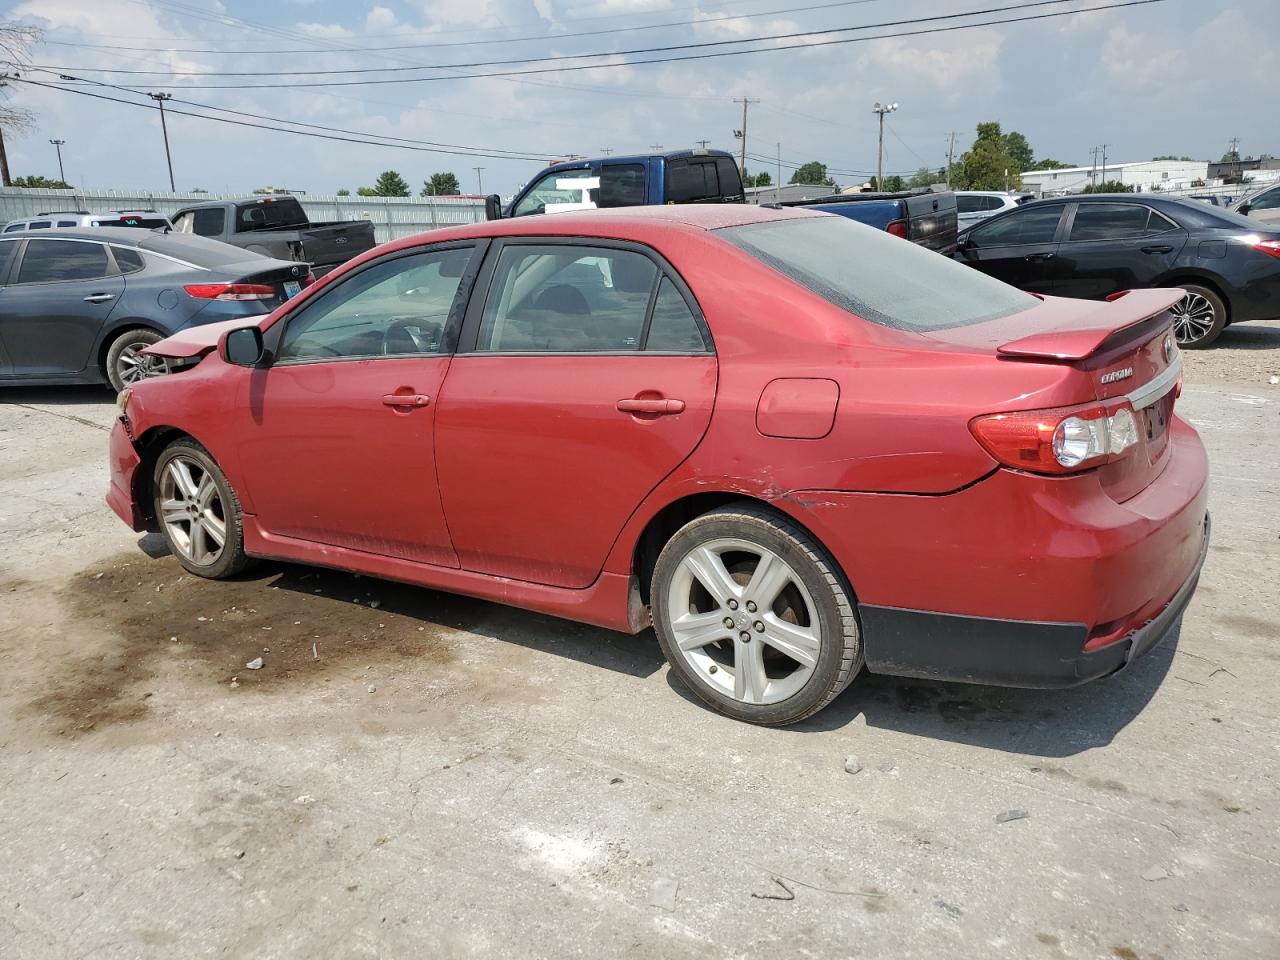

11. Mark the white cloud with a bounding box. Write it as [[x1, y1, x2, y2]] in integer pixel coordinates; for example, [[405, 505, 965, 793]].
[[867, 29, 1004, 93], [366, 6, 398, 33], [1101, 25, 1176, 87]]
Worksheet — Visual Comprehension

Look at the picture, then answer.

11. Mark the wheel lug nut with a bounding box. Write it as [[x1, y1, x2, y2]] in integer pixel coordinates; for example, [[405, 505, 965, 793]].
[[723, 617, 734, 629], [754, 621, 765, 632], [727, 599, 738, 610], [739, 631, 751, 642], [746, 601, 757, 613]]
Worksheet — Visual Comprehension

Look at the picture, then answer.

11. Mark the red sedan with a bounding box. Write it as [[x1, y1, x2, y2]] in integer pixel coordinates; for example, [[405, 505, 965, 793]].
[[107, 205, 1209, 725]]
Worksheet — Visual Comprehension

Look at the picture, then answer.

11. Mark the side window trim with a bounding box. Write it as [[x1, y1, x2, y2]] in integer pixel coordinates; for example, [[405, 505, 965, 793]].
[[455, 236, 713, 356], [969, 204, 1066, 246], [263, 239, 488, 366]]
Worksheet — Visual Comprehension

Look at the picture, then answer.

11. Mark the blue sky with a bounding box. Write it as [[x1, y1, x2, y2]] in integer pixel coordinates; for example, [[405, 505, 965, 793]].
[[2, 0, 1277, 196]]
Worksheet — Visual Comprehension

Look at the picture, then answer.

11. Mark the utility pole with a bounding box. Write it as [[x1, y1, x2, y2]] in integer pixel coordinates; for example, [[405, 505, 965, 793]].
[[1089, 145, 1101, 189], [649, 143, 663, 152], [1228, 136, 1240, 180], [872, 101, 898, 188], [776, 142, 782, 204], [1100, 143, 1110, 188], [695, 139, 710, 150], [732, 97, 759, 178], [148, 93, 175, 191], [945, 131, 957, 188], [0, 75, 13, 186], [49, 139, 66, 184], [600, 148, 612, 156], [473, 167, 485, 194]]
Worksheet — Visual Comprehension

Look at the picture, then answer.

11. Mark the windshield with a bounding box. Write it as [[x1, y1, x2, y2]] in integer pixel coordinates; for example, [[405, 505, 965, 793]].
[[720, 215, 1036, 332], [235, 198, 308, 232]]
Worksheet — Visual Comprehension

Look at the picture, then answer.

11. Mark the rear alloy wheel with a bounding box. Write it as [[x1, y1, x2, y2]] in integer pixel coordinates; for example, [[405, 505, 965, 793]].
[[106, 329, 170, 391], [1169, 284, 1225, 349], [153, 439, 251, 579], [652, 504, 862, 726]]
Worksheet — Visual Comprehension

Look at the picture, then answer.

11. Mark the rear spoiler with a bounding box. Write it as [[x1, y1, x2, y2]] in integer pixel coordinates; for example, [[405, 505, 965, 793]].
[[997, 288, 1183, 361]]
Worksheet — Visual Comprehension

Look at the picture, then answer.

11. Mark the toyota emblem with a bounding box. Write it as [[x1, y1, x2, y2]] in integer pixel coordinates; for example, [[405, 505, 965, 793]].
[[1163, 336, 1176, 363]]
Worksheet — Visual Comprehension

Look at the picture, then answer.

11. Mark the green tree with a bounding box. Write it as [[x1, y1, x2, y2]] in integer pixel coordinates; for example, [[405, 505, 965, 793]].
[[359, 170, 410, 197], [1032, 158, 1075, 170], [1081, 180, 1134, 194], [11, 174, 70, 188], [880, 174, 905, 192], [742, 169, 772, 188], [955, 122, 1020, 191], [423, 172, 460, 196], [1220, 150, 1240, 163], [906, 166, 938, 189], [336, 188, 350, 196], [1001, 130, 1034, 173], [789, 161, 836, 187], [1152, 155, 1194, 161]]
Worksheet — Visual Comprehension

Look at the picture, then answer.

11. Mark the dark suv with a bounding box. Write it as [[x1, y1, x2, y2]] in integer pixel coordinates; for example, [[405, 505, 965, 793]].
[[954, 194, 1280, 346]]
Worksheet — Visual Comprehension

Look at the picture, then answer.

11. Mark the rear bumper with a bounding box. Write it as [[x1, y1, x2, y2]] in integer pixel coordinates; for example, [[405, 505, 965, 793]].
[[858, 514, 1209, 687], [106, 416, 146, 531]]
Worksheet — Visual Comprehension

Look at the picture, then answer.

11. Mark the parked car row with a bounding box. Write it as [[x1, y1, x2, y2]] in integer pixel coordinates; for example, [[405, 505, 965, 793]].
[[953, 193, 1280, 347]]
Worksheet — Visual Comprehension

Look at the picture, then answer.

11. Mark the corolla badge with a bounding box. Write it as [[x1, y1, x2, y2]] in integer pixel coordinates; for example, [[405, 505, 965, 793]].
[[1100, 367, 1134, 385]]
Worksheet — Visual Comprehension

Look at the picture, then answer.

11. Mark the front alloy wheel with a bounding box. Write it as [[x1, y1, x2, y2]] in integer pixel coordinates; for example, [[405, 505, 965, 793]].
[[159, 456, 227, 567], [652, 504, 862, 725]]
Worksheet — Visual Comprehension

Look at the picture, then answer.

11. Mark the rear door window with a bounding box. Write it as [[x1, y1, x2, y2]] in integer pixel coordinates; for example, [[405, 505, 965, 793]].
[[1068, 203, 1153, 241], [968, 204, 1065, 246], [598, 164, 646, 207], [666, 159, 719, 203], [0, 239, 17, 282], [16, 240, 112, 284]]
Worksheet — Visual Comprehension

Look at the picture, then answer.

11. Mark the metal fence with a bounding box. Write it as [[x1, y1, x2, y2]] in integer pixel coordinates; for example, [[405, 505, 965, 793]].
[[0, 188, 487, 243]]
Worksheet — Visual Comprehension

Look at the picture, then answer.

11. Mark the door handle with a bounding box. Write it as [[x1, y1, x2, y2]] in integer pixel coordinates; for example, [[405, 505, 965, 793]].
[[1024, 253, 1056, 262], [381, 393, 430, 408], [83, 293, 115, 303], [617, 397, 685, 415], [1141, 244, 1173, 254]]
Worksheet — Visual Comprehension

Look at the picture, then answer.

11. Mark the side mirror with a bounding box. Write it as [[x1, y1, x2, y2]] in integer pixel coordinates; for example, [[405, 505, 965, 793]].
[[484, 194, 503, 221], [1236, 203, 1251, 216], [223, 326, 264, 366]]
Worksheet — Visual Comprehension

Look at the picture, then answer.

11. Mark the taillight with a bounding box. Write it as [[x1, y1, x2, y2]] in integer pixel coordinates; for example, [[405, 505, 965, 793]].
[[885, 219, 908, 239], [1243, 236, 1280, 259], [301, 271, 317, 288], [183, 282, 276, 301], [970, 400, 1140, 475]]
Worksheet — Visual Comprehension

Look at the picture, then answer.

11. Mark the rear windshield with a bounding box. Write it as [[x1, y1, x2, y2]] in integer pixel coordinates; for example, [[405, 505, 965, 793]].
[[720, 215, 1035, 332], [1162, 199, 1266, 231], [235, 198, 308, 232], [138, 232, 266, 267], [91, 216, 169, 229]]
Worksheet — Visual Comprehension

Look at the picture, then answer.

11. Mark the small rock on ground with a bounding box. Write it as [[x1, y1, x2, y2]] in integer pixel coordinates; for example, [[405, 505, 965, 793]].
[[844, 755, 862, 774], [995, 810, 1029, 824], [245, 657, 264, 670], [1142, 866, 1169, 882]]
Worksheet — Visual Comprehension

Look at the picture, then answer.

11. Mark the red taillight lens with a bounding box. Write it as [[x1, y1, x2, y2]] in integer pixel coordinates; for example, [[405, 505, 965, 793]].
[[1248, 238, 1280, 259], [183, 282, 276, 301], [301, 271, 317, 288], [970, 400, 1140, 475], [885, 219, 908, 239]]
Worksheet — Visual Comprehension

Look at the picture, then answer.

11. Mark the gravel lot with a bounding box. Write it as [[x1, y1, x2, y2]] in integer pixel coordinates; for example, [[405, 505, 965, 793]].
[[1, 320, 1277, 959]]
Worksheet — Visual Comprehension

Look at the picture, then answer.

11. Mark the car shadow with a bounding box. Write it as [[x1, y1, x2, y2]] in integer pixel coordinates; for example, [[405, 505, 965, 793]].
[[0, 385, 113, 404], [1216, 319, 1280, 349], [662, 620, 1181, 759], [139, 534, 665, 681]]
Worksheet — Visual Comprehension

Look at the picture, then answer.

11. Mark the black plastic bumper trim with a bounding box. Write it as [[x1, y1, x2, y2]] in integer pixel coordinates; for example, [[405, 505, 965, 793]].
[[860, 514, 1210, 689]]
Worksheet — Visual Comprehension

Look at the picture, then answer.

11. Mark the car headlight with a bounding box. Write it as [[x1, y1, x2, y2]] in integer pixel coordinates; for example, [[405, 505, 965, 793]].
[[115, 388, 132, 413]]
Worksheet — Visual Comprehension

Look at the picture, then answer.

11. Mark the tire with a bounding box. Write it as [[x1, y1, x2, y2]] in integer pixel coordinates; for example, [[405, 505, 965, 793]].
[[105, 328, 170, 391], [152, 439, 252, 579], [1169, 284, 1226, 349], [651, 502, 862, 726]]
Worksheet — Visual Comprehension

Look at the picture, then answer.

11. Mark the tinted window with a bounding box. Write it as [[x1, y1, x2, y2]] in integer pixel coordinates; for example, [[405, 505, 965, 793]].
[[4, 223, 25, 233], [666, 159, 718, 203], [476, 245, 658, 352], [28, 221, 51, 230], [721, 216, 1035, 332], [512, 168, 594, 217], [16, 240, 111, 283], [956, 195, 984, 214], [112, 247, 145, 274], [1249, 187, 1280, 211], [645, 277, 708, 352], [278, 248, 472, 362], [1068, 203, 1151, 241], [0, 240, 16, 280], [715, 157, 744, 199], [236, 198, 307, 232], [968, 205, 1064, 246], [192, 208, 226, 237], [599, 164, 646, 207], [57, 220, 77, 227], [984, 195, 1006, 210], [92, 216, 169, 229]]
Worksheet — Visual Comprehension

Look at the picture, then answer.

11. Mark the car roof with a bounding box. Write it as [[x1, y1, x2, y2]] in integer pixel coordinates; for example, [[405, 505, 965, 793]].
[[0, 226, 154, 243], [543, 149, 736, 171]]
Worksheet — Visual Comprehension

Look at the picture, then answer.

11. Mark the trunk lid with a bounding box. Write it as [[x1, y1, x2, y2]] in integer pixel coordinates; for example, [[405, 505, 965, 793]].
[[930, 288, 1184, 502], [297, 220, 377, 268]]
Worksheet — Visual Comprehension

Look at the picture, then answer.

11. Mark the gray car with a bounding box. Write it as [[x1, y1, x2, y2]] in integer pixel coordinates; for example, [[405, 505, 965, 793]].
[[1229, 182, 1280, 227], [0, 228, 311, 391]]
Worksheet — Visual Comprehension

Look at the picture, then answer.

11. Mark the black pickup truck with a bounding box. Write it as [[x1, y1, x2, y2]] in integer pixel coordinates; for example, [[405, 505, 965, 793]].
[[777, 189, 958, 256], [170, 196, 377, 276]]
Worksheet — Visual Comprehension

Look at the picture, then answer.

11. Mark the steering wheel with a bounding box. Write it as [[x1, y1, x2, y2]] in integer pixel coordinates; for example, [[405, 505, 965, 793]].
[[382, 316, 441, 355]]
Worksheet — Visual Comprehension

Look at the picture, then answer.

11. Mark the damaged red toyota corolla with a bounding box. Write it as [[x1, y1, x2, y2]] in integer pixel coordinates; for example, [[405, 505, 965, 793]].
[[106, 205, 1209, 725]]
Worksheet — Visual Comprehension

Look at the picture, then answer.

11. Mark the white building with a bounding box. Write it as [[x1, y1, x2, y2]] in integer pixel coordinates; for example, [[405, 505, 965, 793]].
[[1021, 159, 1209, 195]]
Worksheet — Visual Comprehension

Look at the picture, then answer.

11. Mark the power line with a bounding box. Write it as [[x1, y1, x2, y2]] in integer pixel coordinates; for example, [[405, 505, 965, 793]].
[[27, 0, 1129, 78], [44, 0, 889, 55], [4, 75, 556, 164]]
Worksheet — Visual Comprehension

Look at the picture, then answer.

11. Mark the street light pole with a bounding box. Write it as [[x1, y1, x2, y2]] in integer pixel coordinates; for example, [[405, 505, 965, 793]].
[[872, 101, 898, 188], [148, 93, 175, 192], [49, 139, 66, 184]]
